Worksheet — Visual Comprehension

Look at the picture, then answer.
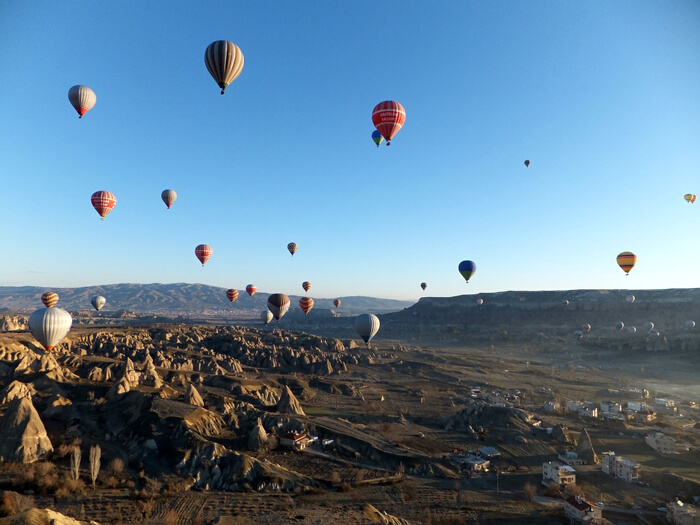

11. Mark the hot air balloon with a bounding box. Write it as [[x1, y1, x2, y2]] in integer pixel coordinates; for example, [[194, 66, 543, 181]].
[[302, 281, 312, 292], [28, 307, 72, 352], [354, 313, 380, 347], [68, 85, 96, 118], [573, 330, 583, 338], [562, 300, 570, 307], [372, 101, 406, 145], [91, 295, 106, 311], [333, 299, 341, 308], [91, 191, 117, 220], [205, 40, 244, 95], [627, 326, 637, 334], [643, 321, 654, 332], [684, 194, 696, 203], [41, 292, 58, 308], [226, 289, 239, 303], [685, 320, 696, 330], [246, 284, 257, 297], [615, 321, 624, 331], [626, 295, 635, 304], [420, 282, 427, 291], [195, 244, 213, 266], [582, 323, 591, 333], [617, 252, 637, 275], [299, 297, 314, 315], [649, 329, 660, 337], [372, 130, 384, 147], [458, 260, 476, 283], [524, 160, 531, 167], [261, 309, 273, 325], [267, 293, 290, 321], [161, 189, 177, 209], [287, 243, 298, 256], [476, 298, 484, 306]]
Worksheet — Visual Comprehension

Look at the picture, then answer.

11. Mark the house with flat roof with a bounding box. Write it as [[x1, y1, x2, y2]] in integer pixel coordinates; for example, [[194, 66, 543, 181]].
[[542, 461, 576, 487], [601, 451, 640, 482]]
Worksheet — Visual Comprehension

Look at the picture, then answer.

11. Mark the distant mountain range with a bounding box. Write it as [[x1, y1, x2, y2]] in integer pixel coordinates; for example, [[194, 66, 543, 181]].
[[0, 283, 414, 317]]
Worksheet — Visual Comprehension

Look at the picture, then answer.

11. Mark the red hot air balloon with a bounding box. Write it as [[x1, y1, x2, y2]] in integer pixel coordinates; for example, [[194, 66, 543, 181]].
[[91, 191, 117, 220], [246, 284, 257, 297], [41, 292, 59, 308], [226, 289, 239, 302], [372, 101, 406, 145], [299, 297, 314, 315], [333, 299, 341, 308], [195, 244, 213, 266]]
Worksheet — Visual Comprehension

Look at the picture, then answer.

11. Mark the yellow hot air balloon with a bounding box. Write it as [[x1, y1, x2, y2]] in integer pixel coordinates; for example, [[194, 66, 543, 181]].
[[616, 252, 637, 275], [41, 292, 59, 308], [684, 194, 696, 203]]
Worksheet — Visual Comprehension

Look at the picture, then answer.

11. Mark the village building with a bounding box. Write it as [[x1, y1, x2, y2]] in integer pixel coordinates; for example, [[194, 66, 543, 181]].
[[280, 431, 311, 451], [543, 400, 559, 412], [465, 455, 490, 472], [666, 500, 700, 525], [601, 451, 640, 482], [477, 446, 501, 459], [601, 401, 621, 414], [558, 451, 586, 466], [633, 410, 656, 423], [563, 495, 603, 524], [542, 461, 576, 487], [578, 406, 598, 418], [627, 401, 648, 412], [646, 432, 677, 455], [567, 400, 581, 412]]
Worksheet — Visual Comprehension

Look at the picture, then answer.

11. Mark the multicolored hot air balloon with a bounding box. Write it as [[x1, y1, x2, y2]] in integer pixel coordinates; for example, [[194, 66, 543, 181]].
[[354, 313, 380, 347], [41, 292, 58, 308], [287, 243, 298, 256], [476, 298, 484, 306], [302, 281, 312, 292], [91, 191, 117, 220], [28, 307, 72, 352], [684, 194, 696, 203], [626, 294, 635, 304], [68, 85, 96, 118], [524, 160, 531, 167], [267, 293, 290, 321], [299, 297, 314, 315], [261, 309, 273, 325], [371, 130, 383, 147], [686, 320, 696, 330], [226, 289, 239, 303], [615, 321, 624, 331], [205, 40, 244, 95], [161, 189, 177, 209], [372, 101, 405, 145], [617, 252, 637, 275], [458, 260, 476, 283], [91, 295, 106, 311], [195, 244, 213, 266], [333, 299, 341, 308], [246, 284, 257, 297], [420, 282, 427, 291]]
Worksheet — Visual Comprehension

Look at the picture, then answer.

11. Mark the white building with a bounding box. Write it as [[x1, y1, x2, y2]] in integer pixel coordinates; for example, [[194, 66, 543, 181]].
[[578, 406, 598, 418], [646, 433, 677, 455], [465, 456, 490, 472], [667, 501, 700, 525], [543, 401, 559, 412], [567, 400, 581, 412], [628, 401, 647, 412], [601, 401, 622, 414], [558, 451, 586, 466], [542, 461, 576, 487], [601, 451, 640, 482], [564, 495, 602, 524]]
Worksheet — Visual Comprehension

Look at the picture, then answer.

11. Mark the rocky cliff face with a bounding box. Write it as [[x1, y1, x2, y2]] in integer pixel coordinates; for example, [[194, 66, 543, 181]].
[[0, 396, 53, 463]]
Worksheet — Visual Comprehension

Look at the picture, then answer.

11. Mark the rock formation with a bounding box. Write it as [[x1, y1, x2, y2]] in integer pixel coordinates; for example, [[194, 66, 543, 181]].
[[0, 396, 53, 463], [362, 504, 413, 525], [123, 357, 140, 386], [141, 353, 163, 388], [186, 384, 205, 406], [277, 385, 305, 416], [0, 507, 84, 525], [0, 381, 33, 404], [248, 417, 268, 451]]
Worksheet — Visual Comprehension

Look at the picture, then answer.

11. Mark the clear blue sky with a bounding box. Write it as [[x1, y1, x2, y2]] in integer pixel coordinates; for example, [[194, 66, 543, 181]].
[[1, 1, 699, 301]]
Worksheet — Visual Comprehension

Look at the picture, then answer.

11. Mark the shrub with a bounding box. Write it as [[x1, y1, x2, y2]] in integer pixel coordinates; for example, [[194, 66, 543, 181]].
[[524, 481, 537, 502], [339, 482, 352, 493], [109, 457, 125, 475]]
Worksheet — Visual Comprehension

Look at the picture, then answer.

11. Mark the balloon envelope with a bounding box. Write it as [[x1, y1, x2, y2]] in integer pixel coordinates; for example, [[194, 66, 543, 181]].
[[246, 284, 257, 297], [476, 298, 484, 306], [458, 260, 477, 283], [684, 194, 696, 203], [91, 191, 117, 220], [205, 40, 244, 94], [267, 293, 291, 321], [354, 313, 380, 346], [420, 282, 427, 291], [627, 326, 637, 333], [161, 189, 177, 209], [626, 295, 635, 304], [582, 323, 591, 333], [261, 310, 273, 325], [91, 295, 106, 311], [41, 292, 58, 308], [333, 299, 341, 308], [615, 321, 624, 331], [287, 243, 298, 256], [524, 160, 531, 167], [28, 307, 72, 351], [371, 130, 383, 147], [195, 244, 213, 266], [302, 281, 312, 292], [643, 321, 654, 331], [299, 297, 314, 315], [562, 300, 569, 306], [616, 252, 637, 275], [372, 101, 406, 145], [685, 320, 696, 329], [68, 85, 96, 118], [226, 289, 239, 303]]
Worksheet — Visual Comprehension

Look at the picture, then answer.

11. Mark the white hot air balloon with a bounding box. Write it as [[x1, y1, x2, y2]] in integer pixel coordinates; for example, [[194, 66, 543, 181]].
[[476, 298, 484, 306], [261, 310, 273, 325], [649, 329, 660, 337], [685, 320, 696, 330], [354, 313, 380, 347], [582, 323, 591, 333], [573, 330, 583, 338], [626, 295, 635, 304], [161, 189, 177, 209], [28, 307, 72, 351], [91, 295, 106, 311], [615, 321, 624, 331], [643, 321, 654, 332], [627, 326, 637, 334], [68, 85, 96, 118]]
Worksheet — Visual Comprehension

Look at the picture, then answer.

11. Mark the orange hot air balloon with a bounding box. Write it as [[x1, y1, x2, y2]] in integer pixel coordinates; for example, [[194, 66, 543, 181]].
[[299, 297, 314, 315], [246, 284, 257, 296], [372, 101, 406, 145], [333, 299, 341, 308], [287, 242, 298, 256], [302, 281, 311, 292], [195, 244, 213, 266], [91, 191, 117, 220], [684, 194, 696, 203], [616, 251, 637, 275], [41, 292, 59, 308], [226, 289, 239, 303]]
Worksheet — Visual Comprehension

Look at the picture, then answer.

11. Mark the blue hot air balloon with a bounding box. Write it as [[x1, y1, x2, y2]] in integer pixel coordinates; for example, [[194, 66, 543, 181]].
[[371, 130, 384, 147], [458, 260, 477, 283]]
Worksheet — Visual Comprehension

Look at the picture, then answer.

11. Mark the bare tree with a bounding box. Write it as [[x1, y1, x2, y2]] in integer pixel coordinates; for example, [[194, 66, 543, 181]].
[[89, 444, 101, 489], [524, 482, 537, 502], [71, 446, 81, 481]]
